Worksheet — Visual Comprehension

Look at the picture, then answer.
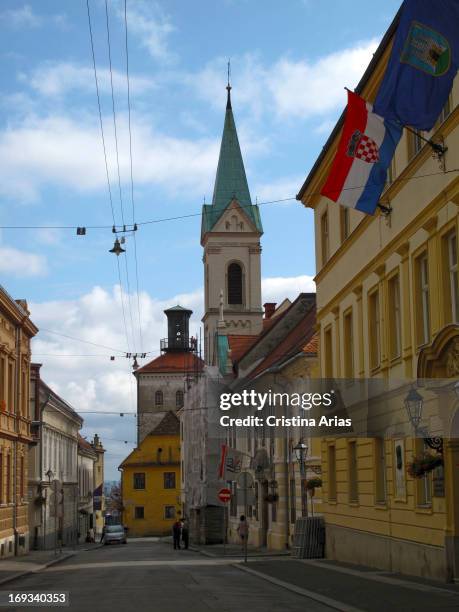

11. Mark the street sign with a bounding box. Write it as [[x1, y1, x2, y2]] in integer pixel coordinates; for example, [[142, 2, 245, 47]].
[[218, 488, 232, 503]]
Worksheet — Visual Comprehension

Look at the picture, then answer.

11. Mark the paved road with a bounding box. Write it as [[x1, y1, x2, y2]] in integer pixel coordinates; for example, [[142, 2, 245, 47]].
[[1, 540, 334, 612]]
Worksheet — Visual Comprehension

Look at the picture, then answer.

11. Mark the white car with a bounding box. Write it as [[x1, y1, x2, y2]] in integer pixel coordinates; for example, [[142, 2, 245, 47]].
[[104, 525, 127, 545]]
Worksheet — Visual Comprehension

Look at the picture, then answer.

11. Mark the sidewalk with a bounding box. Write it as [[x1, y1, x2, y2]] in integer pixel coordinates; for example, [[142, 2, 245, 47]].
[[190, 542, 290, 558], [0, 542, 103, 586], [234, 558, 459, 612]]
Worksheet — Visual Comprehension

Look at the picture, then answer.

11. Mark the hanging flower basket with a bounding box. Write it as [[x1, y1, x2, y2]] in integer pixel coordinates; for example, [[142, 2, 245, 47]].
[[264, 493, 279, 503], [407, 452, 443, 479], [306, 478, 322, 492]]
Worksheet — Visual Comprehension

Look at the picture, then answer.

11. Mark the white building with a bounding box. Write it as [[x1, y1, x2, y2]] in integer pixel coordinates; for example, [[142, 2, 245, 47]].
[[28, 364, 82, 550]]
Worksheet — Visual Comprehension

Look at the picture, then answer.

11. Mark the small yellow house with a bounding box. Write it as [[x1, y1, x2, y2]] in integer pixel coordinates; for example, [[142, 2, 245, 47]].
[[119, 411, 181, 537]]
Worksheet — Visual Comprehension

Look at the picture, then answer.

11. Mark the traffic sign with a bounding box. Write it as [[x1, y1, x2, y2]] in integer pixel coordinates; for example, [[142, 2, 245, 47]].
[[218, 488, 232, 503], [237, 471, 253, 489]]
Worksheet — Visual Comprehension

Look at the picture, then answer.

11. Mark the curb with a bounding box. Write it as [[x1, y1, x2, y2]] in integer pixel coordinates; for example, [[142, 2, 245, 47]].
[[233, 562, 365, 612], [189, 546, 290, 559], [0, 552, 75, 587]]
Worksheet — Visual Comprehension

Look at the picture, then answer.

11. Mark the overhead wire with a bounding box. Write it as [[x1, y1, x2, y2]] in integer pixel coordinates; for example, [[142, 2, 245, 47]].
[[105, 0, 137, 357], [3, 166, 459, 231], [86, 0, 116, 227], [124, 0, 144, 353]]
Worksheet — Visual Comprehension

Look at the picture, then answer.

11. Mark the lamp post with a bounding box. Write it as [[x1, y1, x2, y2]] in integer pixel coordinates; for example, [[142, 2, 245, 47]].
[[404, 386, 443, 454], [293, 440, 308, 517]]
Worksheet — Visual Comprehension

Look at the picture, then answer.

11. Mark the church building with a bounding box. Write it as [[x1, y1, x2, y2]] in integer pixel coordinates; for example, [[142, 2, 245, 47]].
[[201, 81, 264, 365]]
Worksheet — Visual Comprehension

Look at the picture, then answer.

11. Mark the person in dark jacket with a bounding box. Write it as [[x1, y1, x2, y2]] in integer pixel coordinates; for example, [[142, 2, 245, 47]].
[[172, 520, 182, 550], [180, 518, 189, 550]]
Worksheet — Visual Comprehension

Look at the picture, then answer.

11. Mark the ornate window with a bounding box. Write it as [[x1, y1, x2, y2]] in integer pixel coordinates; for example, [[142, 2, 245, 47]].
[[155, 390, 163, 406], [227, 262, 243, 305]]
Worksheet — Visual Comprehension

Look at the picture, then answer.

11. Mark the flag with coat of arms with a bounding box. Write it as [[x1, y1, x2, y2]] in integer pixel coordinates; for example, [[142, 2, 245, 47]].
[[321, 90, 402, 215], [374, 0, 459, 131]]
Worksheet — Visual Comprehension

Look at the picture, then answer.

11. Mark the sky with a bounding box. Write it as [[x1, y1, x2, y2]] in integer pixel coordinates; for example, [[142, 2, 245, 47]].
[[0, 0, 401, 480]]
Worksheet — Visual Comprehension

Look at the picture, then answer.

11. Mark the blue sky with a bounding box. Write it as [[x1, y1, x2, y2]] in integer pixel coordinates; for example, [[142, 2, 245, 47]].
[[0, 0, 401, 479]]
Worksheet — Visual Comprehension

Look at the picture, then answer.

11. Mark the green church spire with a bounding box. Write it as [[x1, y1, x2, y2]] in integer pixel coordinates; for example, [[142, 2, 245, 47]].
[[201, 81, 262, 238]]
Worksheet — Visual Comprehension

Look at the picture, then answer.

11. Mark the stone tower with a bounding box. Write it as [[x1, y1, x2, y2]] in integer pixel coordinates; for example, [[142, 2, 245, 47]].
[[135, 306, 203, 444], [201, 83, 263, 364]]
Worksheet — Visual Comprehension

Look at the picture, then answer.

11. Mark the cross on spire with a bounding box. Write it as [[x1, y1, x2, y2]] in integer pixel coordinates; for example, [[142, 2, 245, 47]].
[[226, 59, 232, 110]]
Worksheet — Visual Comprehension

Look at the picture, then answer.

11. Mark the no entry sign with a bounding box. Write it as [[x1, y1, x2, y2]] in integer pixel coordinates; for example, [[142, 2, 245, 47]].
[[218, 488, 232, 503]]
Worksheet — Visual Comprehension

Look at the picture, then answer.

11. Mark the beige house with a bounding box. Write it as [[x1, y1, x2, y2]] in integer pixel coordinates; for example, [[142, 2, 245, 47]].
[[297, 9, 459, 581]]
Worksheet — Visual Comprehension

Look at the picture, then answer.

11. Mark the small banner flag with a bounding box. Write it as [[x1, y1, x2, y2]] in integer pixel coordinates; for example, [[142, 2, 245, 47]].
[[321, 91, 402, 215], [374, 0, 459, 131], [218, 444, 244, 480]]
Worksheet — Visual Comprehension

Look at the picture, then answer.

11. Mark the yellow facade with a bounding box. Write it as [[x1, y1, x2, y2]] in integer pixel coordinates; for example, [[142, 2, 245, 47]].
[[120, 412, 181, 537], [0, 289, 37, 557], [299, 14, 459, 581]]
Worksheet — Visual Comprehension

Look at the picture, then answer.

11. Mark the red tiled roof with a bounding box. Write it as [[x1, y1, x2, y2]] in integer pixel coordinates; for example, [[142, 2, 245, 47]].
[[228, 335, 259, 362], [78, 434, 93, 450], [247, 307, 316, 380], [303, 333, 319, 355], [136, 351, 204, 374]]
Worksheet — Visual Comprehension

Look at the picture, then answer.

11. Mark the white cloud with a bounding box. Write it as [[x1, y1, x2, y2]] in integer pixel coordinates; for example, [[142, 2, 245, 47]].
[[262, 275, 315, 303], [120, 0, 175, 62], [0, 245, 47, 277], [253, 175, 304, 203], [0, 5, 67, 29], [189, 40, 378, 122], [23, 62, 155, 98], [0, 5, 41, 28], [0, 113, 219, 201], [268, 40, 378, 119]]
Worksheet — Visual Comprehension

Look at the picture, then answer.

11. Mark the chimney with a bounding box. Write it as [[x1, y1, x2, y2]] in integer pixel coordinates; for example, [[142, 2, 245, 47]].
[[263, 303, 276, 319]]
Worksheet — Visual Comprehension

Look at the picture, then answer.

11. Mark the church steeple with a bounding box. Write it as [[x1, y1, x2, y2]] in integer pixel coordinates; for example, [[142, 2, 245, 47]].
[[201, 82, 262, 241], [201, 79, 264, 364]]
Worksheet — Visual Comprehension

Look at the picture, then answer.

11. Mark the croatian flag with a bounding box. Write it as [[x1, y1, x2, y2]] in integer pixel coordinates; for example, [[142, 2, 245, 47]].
[[321, 91, 402, 215]]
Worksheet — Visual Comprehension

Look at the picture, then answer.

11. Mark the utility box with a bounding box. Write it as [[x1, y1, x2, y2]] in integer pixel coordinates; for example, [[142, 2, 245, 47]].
[[292, 517, 325, 559]]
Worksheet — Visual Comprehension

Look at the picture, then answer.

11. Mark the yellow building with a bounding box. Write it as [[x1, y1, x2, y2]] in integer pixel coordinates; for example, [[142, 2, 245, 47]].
[[120, 411, 181, 537], [298, 11, 459, 581], [0, 288, 37, 556]]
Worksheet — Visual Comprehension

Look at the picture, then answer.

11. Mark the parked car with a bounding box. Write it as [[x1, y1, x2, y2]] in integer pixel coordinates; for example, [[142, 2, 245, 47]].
[[104, 524, 127, 545]]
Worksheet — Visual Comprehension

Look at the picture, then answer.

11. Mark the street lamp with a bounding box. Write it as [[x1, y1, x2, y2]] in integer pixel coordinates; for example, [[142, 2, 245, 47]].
[[404, 386, 424, 433], [46, 469, 54, 483], [404, 386, 443, 454], [293, 440, 308, 517]]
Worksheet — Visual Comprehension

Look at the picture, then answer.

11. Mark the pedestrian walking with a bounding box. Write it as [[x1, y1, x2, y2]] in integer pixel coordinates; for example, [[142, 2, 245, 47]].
[[172, 519, 182, 550], [100, 525, 106, 544], [181, 518, 189, 550], [237, 515, 248, 550]]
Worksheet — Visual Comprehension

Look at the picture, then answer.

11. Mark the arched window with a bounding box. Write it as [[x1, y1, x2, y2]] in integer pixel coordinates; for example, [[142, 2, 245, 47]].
[[227, 263, 243, 305], [155, 390, 163, 406], [176, 390, 184, 408]]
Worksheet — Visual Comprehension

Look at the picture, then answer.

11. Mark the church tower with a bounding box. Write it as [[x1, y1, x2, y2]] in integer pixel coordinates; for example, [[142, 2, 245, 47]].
[[201, 82, 263, 364]]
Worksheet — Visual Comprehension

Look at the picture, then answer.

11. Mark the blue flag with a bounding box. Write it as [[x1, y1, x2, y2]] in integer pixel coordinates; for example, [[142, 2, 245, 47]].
[[374, 0, 459, 131]]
